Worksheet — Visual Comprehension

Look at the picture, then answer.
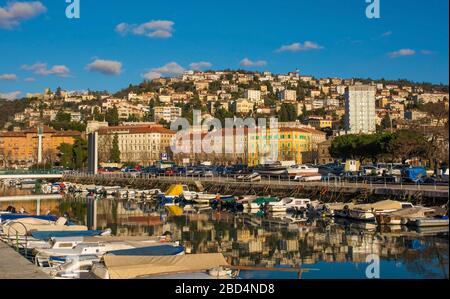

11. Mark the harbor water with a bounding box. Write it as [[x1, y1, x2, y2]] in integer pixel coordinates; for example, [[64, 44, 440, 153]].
[[1, 188, 448, 279]]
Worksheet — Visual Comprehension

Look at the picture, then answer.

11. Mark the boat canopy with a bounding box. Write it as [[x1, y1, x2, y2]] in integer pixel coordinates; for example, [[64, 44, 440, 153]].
[[107, 245, 184, 256], [31, 230, 104, 240], [165, 185, 185, 197], [103, 253, 228, 279], [354, 200, 405, 211], [253, 197, 278, 205], [0, 214, 58, 223]]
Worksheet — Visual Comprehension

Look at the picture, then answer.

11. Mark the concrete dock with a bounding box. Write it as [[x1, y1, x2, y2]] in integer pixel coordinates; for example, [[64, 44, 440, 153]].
[[0, 241, 50, 279]]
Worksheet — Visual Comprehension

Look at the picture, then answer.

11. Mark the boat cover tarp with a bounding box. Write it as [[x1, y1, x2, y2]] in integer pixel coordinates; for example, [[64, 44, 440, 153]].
[[2, 218, 87, 236], [107, 245, 184, 256], [31, 230, 104, 240], [386, 207, 435, 217], [0, 214, 58, 223], [165, 185, 184, 197], [103, 253, 228, 279], [253, 197, 278, 205], [353, 200, 403, 211]]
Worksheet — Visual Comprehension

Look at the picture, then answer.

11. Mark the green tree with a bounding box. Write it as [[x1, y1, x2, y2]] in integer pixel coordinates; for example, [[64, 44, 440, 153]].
[[72, 138, 88, 169], [93, 107, 104, 121], [57, 143, 74, 169], [105, 106, 120, 126], [110, 134, 121, 163]]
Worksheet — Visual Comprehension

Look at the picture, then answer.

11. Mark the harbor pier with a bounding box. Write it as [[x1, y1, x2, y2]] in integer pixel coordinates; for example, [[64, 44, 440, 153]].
[[0, 241, 50, 279]]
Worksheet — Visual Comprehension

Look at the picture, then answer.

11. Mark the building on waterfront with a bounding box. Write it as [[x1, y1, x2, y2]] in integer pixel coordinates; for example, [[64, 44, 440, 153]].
[[0, 126, 81, 168], [345, 85, 376, 134], [153, 106, 182, 123], [248, 127, 313, 165], [97, 124, 175, 166]]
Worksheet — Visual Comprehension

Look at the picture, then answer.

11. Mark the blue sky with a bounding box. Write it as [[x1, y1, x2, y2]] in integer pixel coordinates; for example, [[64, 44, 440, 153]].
[[0, 0, 448, 99]]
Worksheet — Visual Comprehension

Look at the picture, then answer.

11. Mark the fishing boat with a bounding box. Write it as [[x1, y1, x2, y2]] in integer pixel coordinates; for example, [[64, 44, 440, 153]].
[[376, 207, 436, 225], [254, 162, 287, 176], [91, 253, 230, 279], [348, 200, 415, 222], [287, 164, 320, 177]]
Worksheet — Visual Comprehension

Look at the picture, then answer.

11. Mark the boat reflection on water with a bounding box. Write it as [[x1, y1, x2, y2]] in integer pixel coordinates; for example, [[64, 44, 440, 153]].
[[1, 186, 447, 280], [51, 197, 449, 279]]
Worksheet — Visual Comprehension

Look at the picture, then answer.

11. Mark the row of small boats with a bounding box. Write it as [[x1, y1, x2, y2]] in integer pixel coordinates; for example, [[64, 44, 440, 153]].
[[0, 213, 233, 279], [319, 200, 448, 227]]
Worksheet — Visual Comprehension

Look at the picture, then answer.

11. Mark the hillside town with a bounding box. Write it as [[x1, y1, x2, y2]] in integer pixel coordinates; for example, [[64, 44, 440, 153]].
[[0, 70, 448, 171]]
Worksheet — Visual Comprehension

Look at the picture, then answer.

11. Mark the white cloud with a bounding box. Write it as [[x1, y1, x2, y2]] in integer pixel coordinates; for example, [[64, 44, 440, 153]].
[[388, 49, 416, 58], [189, 61, 212, 71], [0, 73, 18, 80], [86, 59, 122, 75], [0, 91, 21, 100], [21, 63, 70, 77], [24, 77, 35, 82], [381, 31, 393, 37], [276, 41, 323, 52], [0, 1, 47, 29], [116, 20, 174, 39], [143, 62, 185, 80], [239, 58, 267, 67]]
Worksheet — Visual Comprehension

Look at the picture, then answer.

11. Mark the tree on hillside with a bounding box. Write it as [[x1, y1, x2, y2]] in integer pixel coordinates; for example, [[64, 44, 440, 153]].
[[110, 134, 121, 163], [105, 106, 119, 126]]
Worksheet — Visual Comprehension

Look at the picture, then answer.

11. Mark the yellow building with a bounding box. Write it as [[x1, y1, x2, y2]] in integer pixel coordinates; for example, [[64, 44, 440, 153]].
[[0, 126, 81, 168], [232, 99, 254, 114], [248, 127, 312, 166], [307, 117, 333, 129]]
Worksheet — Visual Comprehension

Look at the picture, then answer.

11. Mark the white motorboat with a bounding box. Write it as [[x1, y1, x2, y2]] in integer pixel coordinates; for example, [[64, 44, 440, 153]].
[[236, 173, 262, 182], [287, 164, 320, 177], [293, 174, 323, 182], [268, 198, 313, 212], [348, 200, 414, 222], [254, 162, 287, 176]]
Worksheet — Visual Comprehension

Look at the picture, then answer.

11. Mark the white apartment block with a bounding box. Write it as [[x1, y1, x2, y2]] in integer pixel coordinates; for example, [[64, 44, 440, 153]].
[[279, 89, 297, 102], [154, 106, 182, 123], [244, 89, 262, 104], [345, 85, 376, 134]]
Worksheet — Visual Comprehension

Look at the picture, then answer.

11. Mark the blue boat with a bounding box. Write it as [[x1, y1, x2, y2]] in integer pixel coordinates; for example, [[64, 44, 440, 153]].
[[107, 245, 185, 256], [0, 214, 58, 223], [31, 230, 106, 240]]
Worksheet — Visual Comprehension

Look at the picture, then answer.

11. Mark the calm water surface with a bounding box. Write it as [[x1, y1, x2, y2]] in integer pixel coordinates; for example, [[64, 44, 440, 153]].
[[1, 187, 448, 279]]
